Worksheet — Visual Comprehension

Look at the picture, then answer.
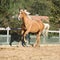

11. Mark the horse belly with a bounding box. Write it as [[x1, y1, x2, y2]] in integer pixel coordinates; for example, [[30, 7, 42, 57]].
[[30, 24, 39, 33]]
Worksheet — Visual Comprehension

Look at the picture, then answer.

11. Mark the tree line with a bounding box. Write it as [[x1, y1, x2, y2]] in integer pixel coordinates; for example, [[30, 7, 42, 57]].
[[0, 0, 60, 30]]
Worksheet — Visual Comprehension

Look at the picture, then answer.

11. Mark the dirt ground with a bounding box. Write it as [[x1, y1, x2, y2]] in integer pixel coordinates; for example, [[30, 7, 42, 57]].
[[0, 44, 60, 60]]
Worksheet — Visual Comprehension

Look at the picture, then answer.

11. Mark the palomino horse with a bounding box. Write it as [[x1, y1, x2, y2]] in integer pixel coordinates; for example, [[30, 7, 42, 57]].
[[24, 10, 50, 37], [31, 15, 49, 23], [18, 9, 44, 47]]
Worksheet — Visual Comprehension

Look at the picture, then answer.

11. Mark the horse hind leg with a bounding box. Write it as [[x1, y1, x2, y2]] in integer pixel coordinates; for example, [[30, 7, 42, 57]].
[[34, 32, 41, 47]]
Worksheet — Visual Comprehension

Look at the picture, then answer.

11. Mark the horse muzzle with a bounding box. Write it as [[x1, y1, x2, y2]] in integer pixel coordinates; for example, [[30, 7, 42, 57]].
[[18, 16, 21, 20]]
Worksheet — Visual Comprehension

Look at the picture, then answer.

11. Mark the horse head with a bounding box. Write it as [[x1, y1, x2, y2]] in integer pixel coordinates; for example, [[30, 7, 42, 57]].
[[18, 9, 30, 20], [18, 9, 24, 20]]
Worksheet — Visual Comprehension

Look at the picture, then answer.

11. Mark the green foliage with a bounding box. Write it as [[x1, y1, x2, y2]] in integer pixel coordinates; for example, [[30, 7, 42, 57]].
[[30, 0, 51, 15], [0, 0, 60, 30]]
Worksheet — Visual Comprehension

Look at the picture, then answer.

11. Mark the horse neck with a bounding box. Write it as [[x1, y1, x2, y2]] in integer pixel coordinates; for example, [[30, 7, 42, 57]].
[[23, 15, 31, 28]]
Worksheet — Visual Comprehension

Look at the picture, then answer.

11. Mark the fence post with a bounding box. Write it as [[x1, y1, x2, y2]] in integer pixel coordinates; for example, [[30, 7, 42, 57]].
[[43, 34, 46, 44], [6, 27, 10, 45], [59, 29, 60, 43]]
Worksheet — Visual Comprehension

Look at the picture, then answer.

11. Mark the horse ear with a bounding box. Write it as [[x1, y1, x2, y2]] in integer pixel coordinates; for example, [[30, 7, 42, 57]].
[[19, 8, 24, 12], [24, 9, 27, 12], [24, 9, 30, 15], [20, 9, 24, 12]]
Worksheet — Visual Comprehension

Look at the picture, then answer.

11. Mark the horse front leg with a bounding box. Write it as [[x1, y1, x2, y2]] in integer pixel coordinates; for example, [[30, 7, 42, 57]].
[[17, 29, 25, 47], [20, 29, 26, 47], [23, 30, 31, 46]]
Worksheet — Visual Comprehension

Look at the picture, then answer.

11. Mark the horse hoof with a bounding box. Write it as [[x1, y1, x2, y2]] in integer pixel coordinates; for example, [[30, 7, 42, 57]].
[[33, 44, 37, 47], [33, 44, 40, 47], [26, 45, 31, 47]]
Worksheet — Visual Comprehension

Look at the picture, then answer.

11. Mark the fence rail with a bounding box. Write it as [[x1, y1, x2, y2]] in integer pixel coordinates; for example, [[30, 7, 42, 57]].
[[0, 27, 60, 45], [49, 30, 60, 33], [49, 30, 60, 43]]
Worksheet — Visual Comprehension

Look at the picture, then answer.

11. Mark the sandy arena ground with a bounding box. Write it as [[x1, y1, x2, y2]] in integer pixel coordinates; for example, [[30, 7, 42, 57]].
[[0, 44, 60, 60]]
